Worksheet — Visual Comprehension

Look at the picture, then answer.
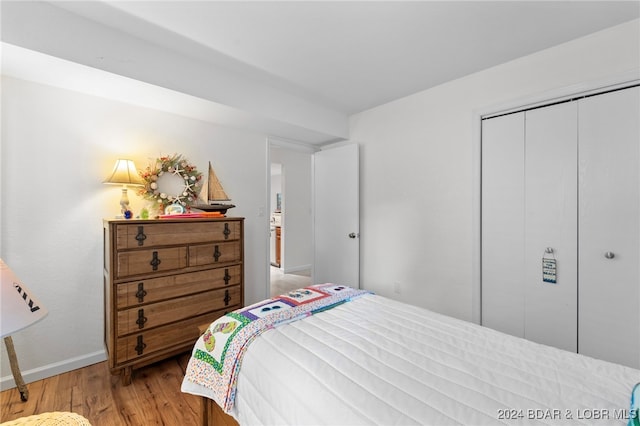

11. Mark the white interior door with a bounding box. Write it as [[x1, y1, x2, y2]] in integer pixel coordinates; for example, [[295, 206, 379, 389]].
[[481, 112, 526, 337], [524, 102, 578, 353], [313, 144, 359, 287], [578, 87, 640, 368]]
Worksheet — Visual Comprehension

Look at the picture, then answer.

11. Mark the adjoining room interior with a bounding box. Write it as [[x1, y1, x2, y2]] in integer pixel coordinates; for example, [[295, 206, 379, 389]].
[[269, 267, 311, 297], [268, 144, 313, 297]]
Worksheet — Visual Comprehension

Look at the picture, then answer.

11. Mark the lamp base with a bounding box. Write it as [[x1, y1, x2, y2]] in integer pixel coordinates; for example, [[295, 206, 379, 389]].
[[119, 187, 134, 219], [4, 336, 28, 401], [120, 187, 131, 213]]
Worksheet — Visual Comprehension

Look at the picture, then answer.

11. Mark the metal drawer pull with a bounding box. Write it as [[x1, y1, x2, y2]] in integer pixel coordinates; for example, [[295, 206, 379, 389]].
[[136, 309, 147, 329], [135, 335, 146, 355], [135, 226, 147, 246], [136, 283, 147, 303], [150, 251, 161, 270], [604, 251, 615, 259], [224, 289, 231, 306], [213, 245, 221, 262], [223, 223, 231, 240], [224, 268, 231, 285]]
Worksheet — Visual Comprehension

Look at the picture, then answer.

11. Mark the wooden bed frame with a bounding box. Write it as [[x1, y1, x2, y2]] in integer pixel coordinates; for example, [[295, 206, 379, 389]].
[[202, 397, 239, 426]]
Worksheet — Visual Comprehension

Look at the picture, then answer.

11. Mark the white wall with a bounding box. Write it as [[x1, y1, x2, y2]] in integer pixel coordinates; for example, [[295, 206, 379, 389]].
[[351, 19, 640, 321], [0, 76, 269, 387], [270, 146, 312, 273], [1, 2, 348, 144]]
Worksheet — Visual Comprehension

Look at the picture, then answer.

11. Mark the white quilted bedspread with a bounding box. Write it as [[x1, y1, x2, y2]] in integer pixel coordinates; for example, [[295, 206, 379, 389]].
[[190, 294, 640, 425]]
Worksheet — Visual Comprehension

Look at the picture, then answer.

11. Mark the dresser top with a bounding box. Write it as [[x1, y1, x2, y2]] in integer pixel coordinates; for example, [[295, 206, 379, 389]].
[[104, 217, 244, 225]]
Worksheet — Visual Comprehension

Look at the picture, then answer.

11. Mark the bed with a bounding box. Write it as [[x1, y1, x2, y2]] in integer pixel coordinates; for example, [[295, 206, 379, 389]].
[[181, 284, 640, 425]]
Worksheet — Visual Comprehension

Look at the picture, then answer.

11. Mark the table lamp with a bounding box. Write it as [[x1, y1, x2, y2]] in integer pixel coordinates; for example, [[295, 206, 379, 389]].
[[103, 159, 145, 217], [1, 258, 48, 401]]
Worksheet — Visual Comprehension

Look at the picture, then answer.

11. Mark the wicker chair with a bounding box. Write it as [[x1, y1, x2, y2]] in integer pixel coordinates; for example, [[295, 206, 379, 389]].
[[0, 412, 91, 426]]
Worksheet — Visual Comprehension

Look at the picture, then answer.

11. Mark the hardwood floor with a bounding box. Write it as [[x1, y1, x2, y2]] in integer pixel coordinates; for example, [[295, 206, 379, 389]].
[[3, 269, 308, 425], [0, 353, 201, 425], [1, 267, 310, 425]]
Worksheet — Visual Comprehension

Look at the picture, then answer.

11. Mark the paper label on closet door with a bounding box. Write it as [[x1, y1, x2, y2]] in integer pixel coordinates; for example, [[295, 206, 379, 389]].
[[542, 258, 557, 284]]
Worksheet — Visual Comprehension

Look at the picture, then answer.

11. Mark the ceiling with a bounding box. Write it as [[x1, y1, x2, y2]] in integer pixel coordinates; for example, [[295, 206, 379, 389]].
[[2, 1, 639, 144]]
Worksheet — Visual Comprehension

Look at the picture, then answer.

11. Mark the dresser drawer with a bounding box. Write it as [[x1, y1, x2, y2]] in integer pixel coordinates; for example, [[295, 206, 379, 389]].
[[116, 247, 187, 278], [117, 285, 241, 336], [116, 221, 241, 250], [189, 241, 242, 266], [116, 265, 242, 309], [115, 308, 238, 364]]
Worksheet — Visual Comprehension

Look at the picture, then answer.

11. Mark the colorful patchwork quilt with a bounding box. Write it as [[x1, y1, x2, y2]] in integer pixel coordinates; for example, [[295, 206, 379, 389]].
[[182, 284, 370, 413]]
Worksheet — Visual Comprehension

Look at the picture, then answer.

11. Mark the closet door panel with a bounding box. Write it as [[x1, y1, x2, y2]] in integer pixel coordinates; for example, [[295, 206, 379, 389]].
[[481, 113, 525, 337], [578, 87, 640, 368], [524, 102, 578, 352]]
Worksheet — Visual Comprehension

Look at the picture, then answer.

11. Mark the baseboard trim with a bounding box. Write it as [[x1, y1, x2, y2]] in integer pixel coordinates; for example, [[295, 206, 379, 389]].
[[282, 264, 311, 274], [1, 350, 107, 391]]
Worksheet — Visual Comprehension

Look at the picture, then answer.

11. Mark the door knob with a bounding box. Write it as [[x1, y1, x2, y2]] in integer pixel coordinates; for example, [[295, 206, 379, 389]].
[[348, 232, 358, 239], [604, 251, 615, 259]]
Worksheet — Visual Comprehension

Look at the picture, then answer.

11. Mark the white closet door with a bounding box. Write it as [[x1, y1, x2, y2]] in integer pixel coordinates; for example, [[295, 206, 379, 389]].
[[524, 102, 578, 352], [481, 113, 525, 337], [578, 87, 640, 369]]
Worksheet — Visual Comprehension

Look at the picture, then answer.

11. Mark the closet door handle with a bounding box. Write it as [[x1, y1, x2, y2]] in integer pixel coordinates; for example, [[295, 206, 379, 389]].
[[604, 251, 615, 259]]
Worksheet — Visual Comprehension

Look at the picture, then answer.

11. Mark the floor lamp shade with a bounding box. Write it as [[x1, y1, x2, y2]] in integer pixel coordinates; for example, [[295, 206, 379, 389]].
[[1, 259, 48, 338]]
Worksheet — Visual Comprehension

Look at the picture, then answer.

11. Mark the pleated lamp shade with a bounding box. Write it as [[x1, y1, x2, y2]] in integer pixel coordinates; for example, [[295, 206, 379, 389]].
[[103, 159, 144, 186]]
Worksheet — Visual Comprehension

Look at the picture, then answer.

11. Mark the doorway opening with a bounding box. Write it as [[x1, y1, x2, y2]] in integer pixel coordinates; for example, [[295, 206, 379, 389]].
[[268, 141, 313, 297]]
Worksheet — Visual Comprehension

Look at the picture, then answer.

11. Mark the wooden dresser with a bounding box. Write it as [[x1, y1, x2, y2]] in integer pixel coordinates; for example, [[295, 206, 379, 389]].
[[103, 217, 244, 385]]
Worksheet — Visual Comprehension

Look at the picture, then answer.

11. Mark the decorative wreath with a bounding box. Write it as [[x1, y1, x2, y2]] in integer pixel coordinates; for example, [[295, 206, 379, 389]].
[[138, 153, 203, 211]]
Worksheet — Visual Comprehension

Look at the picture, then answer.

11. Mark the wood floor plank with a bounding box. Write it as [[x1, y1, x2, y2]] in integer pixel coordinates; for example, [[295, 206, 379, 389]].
[[48, 369, 74, 413], [87, 363, 125, 425], [0, 353, 200, 425], [144, 357, 200, 425]]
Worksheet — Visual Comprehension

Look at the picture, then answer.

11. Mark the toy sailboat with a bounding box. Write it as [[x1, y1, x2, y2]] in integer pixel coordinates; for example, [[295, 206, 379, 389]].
[[193, 162, 236, 214]]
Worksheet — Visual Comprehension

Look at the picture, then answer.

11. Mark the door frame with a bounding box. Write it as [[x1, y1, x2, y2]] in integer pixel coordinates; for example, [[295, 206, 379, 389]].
[[471, 70, 640, 325], [265, 137, 318, 299]]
